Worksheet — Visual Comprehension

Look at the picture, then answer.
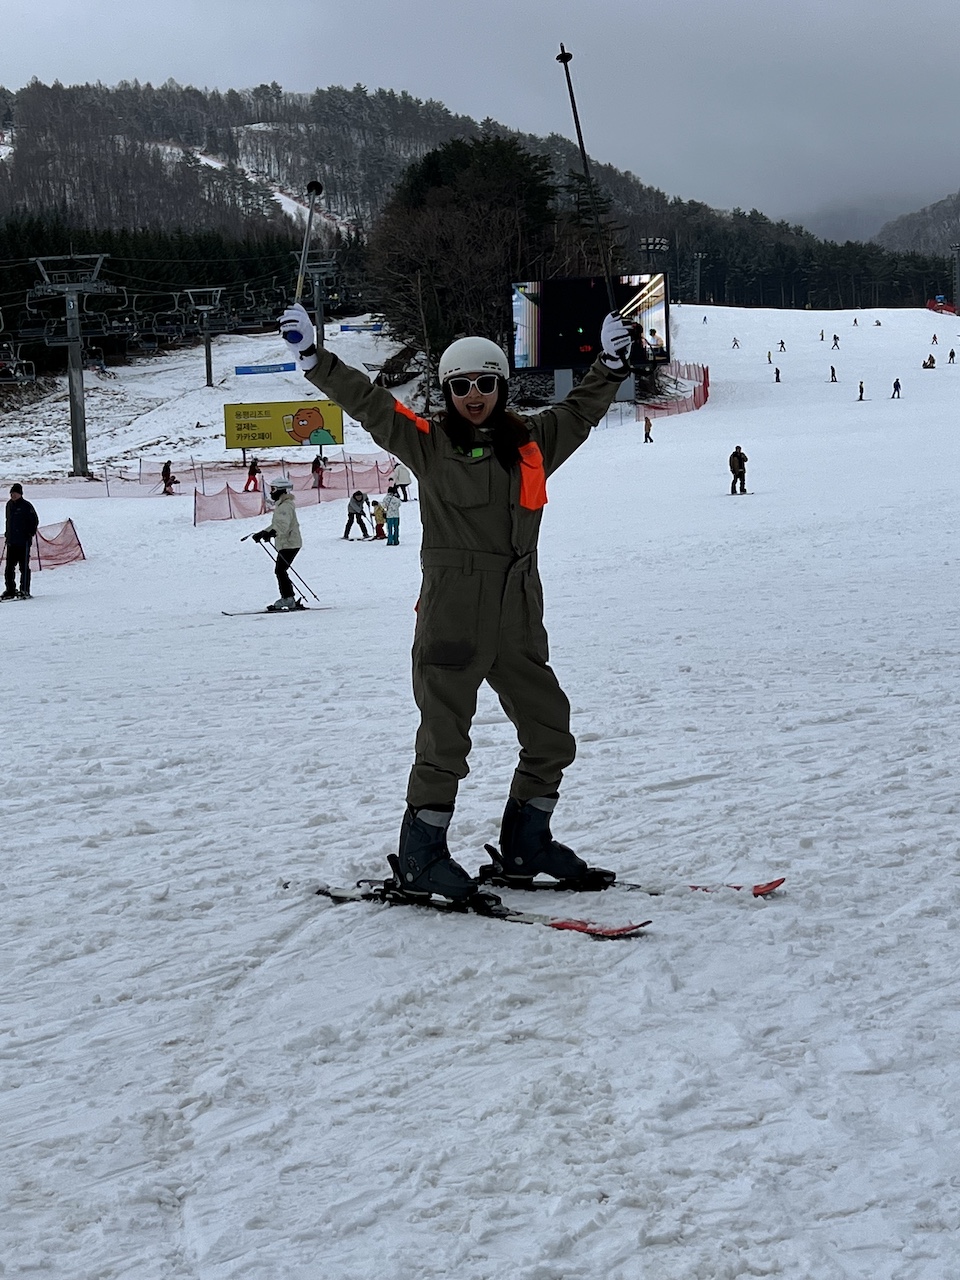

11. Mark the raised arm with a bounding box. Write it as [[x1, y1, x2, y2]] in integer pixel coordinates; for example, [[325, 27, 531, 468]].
[[279, 304, 432, 471]]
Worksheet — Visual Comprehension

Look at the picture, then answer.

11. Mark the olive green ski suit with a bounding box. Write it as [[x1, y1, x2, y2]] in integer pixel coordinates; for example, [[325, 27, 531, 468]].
[[305, 351, 629, 807]]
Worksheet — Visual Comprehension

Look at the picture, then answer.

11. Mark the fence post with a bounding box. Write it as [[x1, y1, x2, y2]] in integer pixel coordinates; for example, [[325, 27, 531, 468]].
[[103, 464, 110, 496]]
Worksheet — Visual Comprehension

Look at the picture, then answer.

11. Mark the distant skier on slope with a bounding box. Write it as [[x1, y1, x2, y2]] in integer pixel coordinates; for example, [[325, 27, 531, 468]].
[[891, 379, 901, 399], [251, 477, 303, 611], [279, 300, 631, 901]]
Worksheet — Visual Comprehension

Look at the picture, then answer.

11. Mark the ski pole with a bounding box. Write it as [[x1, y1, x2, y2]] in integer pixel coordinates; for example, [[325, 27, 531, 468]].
[[256, 538, 320, 602], [556, 44, 617, 314], [283, 179, 324, 345]]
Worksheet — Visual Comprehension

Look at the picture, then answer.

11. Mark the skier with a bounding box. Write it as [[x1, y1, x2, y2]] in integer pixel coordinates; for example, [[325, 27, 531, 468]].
[[244, 457, 261, 492], [643, 415, 653, 443], [382, 485, 402, 545], [949, 349, 956, 364], [931, 333, 938, 344], [278, 300, 632, 900], [3, 483, 39, 600], [820, 329, 824, 341], [774, 367, 780, 383], [343, 490, 371, 540], [858, 381, 864, 401], [778, 339, 786, 352], [311, 453, 327, 488], [767, 351, 772, 364], [729, 446, 748, 495], [732, 337, 740, 349], [391, 459, 412, 500], [161, 460, 177, 495], [830, 366, 837, 382], [891, 379, 901, 399], [853, 317, 858, 327], [832, 334, 840, 349], [251, 477, 303, 610]]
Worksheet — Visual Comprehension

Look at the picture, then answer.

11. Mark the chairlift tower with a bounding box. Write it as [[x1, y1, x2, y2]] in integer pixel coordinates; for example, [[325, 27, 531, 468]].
[[290, 252, 339, 347], [185, 288, 223, 387], [29, 255, 117, 476]]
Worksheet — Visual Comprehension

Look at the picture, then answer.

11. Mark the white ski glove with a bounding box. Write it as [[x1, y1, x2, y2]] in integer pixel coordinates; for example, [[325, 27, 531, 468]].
[[599, 311, 632, 370], [279, 303, 318, 372]]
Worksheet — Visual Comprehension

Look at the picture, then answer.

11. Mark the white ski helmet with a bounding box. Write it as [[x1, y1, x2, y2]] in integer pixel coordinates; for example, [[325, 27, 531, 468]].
[[438, 336, 509, 385], [270, 476, 293, 493]]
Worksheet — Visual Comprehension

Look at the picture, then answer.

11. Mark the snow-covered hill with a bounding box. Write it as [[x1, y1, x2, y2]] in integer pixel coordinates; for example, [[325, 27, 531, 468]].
[[3, 304, 960, 1279]]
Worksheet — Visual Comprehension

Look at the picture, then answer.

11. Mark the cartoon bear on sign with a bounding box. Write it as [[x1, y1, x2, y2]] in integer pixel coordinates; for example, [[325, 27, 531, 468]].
[[284, 405, 336, 446]]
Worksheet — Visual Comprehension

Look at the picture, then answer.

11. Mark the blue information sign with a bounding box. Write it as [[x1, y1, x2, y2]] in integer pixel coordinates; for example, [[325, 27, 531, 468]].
[[235, 363, 298, 375]]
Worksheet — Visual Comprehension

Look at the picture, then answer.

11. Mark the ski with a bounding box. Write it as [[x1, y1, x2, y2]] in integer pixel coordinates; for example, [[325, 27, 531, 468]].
[[298, 880, 650, 939], [478, 847, 782, 898], [618, 876, 785, 898], [221, 605, 329, 616]]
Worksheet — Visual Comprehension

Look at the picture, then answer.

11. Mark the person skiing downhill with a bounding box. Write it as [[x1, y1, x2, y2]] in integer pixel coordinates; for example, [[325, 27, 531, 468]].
[[279, 301, 633, 900], [251, 477, 303, 610]]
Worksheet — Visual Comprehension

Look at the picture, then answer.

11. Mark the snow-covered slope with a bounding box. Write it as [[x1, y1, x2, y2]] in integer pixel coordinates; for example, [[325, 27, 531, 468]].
[[3, 305, 960, 1279]]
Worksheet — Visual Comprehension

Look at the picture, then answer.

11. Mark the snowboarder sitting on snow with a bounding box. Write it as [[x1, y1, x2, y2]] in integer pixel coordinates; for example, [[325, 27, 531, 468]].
[[251, 477, 303, 611], [278, 301, 633, 901], [729, 446, 748, 494]]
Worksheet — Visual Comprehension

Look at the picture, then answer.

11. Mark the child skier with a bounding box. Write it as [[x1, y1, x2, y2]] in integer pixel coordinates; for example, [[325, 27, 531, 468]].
[[279, 301, 632, 900]]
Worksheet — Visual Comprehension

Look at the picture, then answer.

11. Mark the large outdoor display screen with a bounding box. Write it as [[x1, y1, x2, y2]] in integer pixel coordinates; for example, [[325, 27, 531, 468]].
[[512, 274, 669, 372]]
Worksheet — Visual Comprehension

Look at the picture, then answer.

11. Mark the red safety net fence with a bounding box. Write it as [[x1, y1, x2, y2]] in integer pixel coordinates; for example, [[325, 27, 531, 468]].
[[636, 361, 709, 420], [0, 519, 86, 569], [194, 456, 396, 525]]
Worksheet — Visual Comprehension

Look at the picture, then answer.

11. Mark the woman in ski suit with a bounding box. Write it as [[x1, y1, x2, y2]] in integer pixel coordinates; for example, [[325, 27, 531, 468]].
[[279, 302, 633, 899]]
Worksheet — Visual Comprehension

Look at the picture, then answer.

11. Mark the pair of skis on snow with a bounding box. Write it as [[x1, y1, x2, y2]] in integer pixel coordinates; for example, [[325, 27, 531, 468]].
[[302, 869, 785, 941]]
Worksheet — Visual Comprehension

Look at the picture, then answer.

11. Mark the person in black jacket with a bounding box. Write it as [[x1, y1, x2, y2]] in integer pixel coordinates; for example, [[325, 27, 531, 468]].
[[3, 484, 39, 599], [729, 446, 748, 495]]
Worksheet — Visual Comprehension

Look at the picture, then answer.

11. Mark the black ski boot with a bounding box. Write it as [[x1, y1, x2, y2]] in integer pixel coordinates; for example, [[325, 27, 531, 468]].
[[388, 806, 480, 902], [481, 796, 616, 891]]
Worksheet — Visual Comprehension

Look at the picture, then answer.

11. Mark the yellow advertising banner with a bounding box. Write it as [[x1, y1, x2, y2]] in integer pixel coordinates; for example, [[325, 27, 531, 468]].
[[223, 400, 344, 450]]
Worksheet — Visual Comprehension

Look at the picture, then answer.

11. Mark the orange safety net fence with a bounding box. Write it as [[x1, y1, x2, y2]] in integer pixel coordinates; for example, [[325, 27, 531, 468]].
[[194, 457, 396, 524], [636, 362, 710, 420], [0, 518, 86, 569]]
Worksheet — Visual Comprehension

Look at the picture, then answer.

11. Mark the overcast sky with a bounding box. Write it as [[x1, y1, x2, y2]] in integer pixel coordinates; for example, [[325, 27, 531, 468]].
[[3, 0, 956, 224]]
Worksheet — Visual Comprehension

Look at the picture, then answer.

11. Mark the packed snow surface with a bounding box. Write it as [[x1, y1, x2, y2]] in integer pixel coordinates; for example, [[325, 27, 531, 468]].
[[3, 306, 960, 1279]]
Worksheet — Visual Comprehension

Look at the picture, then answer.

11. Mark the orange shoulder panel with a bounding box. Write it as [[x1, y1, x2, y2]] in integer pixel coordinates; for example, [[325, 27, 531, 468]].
[[393, 400, 431, 434]]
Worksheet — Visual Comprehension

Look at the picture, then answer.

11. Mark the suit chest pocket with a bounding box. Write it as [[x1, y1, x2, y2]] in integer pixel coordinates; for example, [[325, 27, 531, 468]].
[[441, 452, 491, 509]]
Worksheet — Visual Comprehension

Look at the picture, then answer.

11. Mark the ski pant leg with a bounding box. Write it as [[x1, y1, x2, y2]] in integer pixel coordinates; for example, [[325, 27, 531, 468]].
[[4, 545, 18, 594], [485, 565, 575, 802], [406, 558, 507, 809], [275, 547, 299, 597], [19, 544, 31, 595]]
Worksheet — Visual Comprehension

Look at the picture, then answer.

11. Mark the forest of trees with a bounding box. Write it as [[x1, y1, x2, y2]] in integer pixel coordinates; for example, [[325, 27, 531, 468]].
[[0, 76, 955, 355]]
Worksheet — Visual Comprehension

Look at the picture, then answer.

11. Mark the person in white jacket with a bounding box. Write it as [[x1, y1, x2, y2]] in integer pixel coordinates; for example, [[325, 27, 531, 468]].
[[381, 485, 402, 545], [252, 477, 303, 610], [391, 459, 412, 500]]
